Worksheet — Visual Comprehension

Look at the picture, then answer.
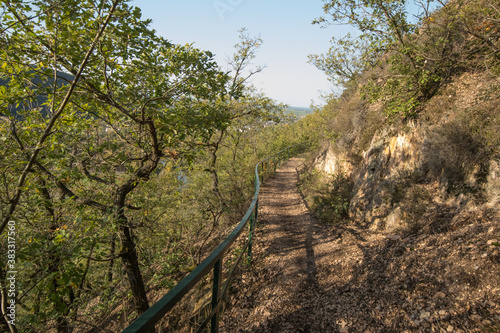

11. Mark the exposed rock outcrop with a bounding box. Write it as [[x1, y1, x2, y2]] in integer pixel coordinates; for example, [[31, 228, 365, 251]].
[[314, 125, 499, 233], [348, 128, 423, 231], [313, 145, 352, 177]]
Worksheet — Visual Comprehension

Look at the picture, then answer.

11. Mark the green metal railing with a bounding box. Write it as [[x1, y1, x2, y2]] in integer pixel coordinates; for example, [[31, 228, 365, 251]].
[[122, 143, 305, 333]]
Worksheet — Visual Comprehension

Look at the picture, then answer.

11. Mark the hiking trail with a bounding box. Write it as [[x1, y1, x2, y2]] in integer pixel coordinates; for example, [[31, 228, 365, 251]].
[[220, 157, 500, 333]]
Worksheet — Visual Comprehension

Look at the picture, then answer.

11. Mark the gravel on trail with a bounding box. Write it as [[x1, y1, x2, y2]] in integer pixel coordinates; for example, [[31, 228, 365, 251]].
[[220, 157, 500, 333]]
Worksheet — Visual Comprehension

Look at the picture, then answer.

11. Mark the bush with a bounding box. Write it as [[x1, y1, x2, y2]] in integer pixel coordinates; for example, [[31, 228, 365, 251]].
[[423, 114, 495, 196], [299, 170, 353, 224]]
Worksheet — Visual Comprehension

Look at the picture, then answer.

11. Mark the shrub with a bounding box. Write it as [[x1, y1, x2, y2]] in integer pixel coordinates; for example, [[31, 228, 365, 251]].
[[423, 114, 495, 196], [299, 170, 353, 224]]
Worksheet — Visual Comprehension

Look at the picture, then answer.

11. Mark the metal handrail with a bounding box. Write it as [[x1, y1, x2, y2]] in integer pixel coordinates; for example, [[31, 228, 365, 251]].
[[122, 143, 304, 333]]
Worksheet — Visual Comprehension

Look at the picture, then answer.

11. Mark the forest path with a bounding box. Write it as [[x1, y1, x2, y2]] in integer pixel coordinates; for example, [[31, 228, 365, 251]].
[[220, 156, 367, 332], [219, 156, 500, 333]]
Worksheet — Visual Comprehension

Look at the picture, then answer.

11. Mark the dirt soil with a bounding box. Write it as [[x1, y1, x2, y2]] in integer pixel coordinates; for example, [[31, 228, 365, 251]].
[[220, 157, 500, 333]]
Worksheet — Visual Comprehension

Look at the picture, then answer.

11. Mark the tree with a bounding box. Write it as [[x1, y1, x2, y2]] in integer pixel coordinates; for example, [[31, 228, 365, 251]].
[[308, 34, 375, 88], [311, 0, 456, 117], [195, 28, 283, 254], [1, 0, 229, 330]]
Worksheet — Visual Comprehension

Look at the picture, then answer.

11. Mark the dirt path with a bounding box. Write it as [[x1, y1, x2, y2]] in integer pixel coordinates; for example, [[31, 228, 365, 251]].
[[220, 157, 500, 333], [221, 156, 344, 332]]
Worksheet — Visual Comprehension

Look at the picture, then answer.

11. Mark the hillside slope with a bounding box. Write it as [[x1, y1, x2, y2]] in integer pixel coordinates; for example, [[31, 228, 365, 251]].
[[221, 157, 499, 332], [294, 0, 500, 330]]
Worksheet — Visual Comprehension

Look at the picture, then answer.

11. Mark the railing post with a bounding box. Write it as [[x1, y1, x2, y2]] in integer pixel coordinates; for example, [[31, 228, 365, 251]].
[[255, 198, 259, 222], [247, 207, 255, 264], [211, 258, 222, 333]]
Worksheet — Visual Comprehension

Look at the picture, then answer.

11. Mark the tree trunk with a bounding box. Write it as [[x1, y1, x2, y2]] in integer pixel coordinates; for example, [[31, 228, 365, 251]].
[[112, 119, 160, 319], [118, 225, 149, 314], [107, 234, 116, 283]]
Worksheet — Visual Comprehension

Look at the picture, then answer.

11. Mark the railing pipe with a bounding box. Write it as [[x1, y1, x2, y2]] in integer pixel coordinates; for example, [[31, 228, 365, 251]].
[[247, 207, 255, 264]]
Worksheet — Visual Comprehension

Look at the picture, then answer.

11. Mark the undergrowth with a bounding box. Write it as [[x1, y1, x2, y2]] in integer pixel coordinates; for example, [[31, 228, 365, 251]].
[[298, 169, 353, 225]]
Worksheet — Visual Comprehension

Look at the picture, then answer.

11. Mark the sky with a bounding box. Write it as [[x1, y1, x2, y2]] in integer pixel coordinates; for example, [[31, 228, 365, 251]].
[[130, 0, 350, 108]]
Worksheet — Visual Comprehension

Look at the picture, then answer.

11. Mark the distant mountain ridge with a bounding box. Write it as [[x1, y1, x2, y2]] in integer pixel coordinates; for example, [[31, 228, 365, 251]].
[[0, 70, 74, 117]]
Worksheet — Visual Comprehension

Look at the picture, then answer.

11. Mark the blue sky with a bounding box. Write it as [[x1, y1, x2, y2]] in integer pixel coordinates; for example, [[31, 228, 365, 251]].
[[130, 0, 349, 108]]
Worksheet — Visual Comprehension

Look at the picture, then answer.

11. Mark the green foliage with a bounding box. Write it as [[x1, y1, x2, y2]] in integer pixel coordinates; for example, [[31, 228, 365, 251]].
[[303, 0, 500, 242], [299, 170, 353, 224], [308, 34, 375, 87], [284, 107, 313, 119], [0, 0, 235, 330], [0, 2, 308, 330], [312, 0, 500, 118], [423, 109, 497, 196]]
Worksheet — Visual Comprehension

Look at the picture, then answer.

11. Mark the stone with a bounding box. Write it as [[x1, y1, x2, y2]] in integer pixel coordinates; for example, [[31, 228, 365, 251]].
[[386, 234, 402, 240], [471, 314, 482, 322], [420, 311, 431, 319], [447, 325, 454, 332], [433, 292, 446, 299], [385, 207, 402, 231]]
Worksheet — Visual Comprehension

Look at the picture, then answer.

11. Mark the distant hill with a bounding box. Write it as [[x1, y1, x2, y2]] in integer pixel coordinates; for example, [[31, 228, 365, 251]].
[[0, 70, 74, 117], [284, 107, 313, 118]]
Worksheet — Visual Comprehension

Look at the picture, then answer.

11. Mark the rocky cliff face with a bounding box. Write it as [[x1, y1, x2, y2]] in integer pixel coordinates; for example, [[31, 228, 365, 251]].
[[313, 144, 352, 177], [348, 129, 423, 231], [314, 125, 499, 234], [312, 69, 500, 234]]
